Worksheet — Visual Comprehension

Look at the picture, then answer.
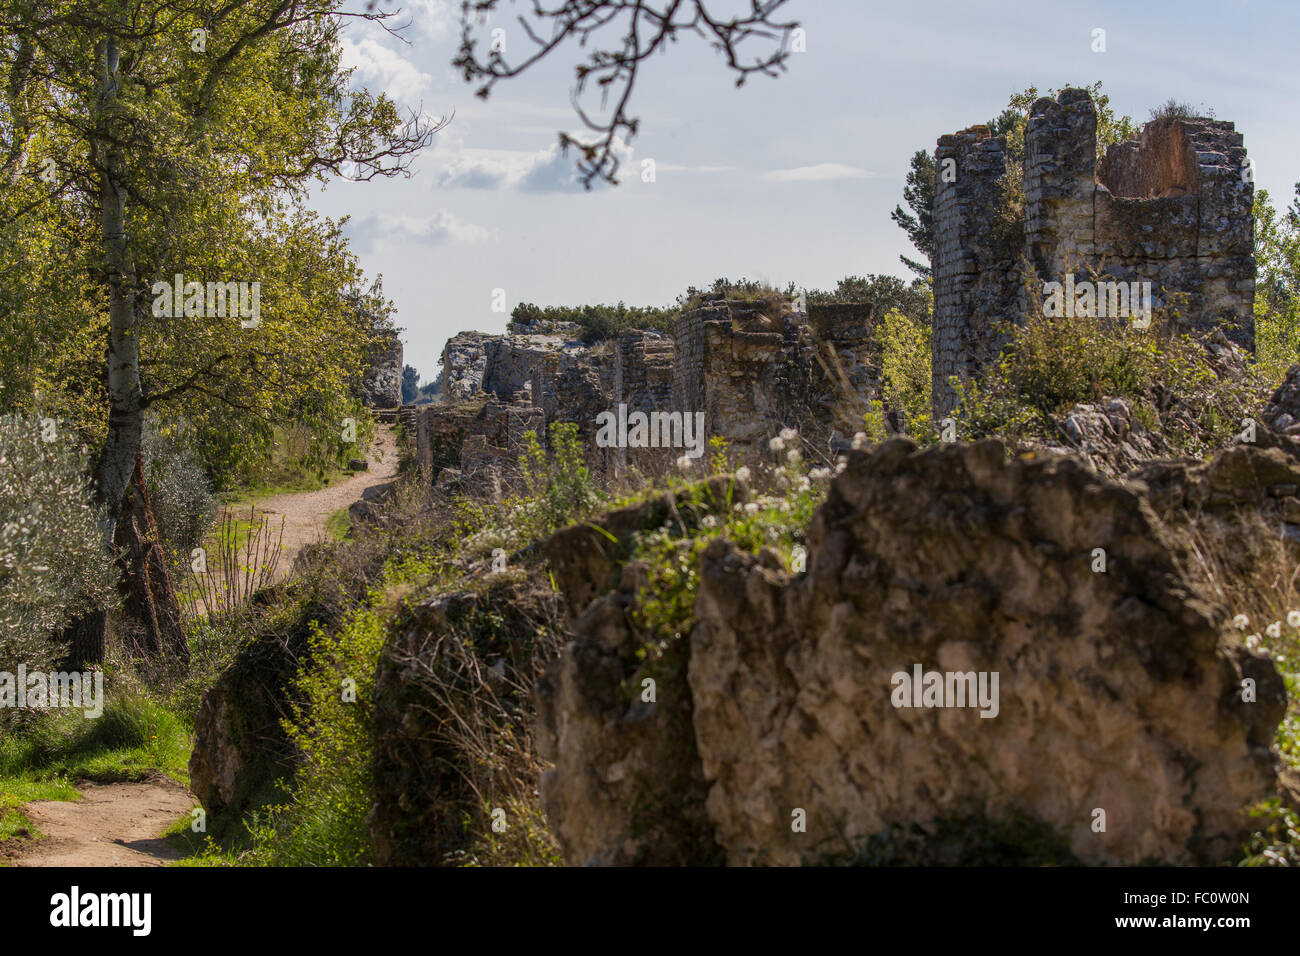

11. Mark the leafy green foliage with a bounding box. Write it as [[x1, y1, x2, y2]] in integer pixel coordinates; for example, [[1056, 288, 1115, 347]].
[[876, 307, 933, 435], [891, 150, 935, 278], [1254, 186, 1300, 385], [248, 550, 442, 866], [953, 298, 1261, 458], [0, 411, 118, 673], [509, 301, 677, 342], [1239, 800, 1300, 866]]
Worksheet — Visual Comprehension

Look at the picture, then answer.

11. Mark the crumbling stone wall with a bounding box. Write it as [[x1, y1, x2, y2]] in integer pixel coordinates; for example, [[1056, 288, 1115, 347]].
[[419, 295, 891, 488], [933, 88, 1255, 417], [610, 330, 676, 476], [932, 127, 1023, 419], [671, 295, 795, 447]]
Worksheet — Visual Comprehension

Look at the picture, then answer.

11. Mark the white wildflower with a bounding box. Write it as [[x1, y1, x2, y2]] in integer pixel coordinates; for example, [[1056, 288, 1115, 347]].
[[779, 427, 798, 442], [1288, 610, 1300, 628], [809, 467, 831, 480], [736, 466, 751, 482], [1232, 614, 1249, 630], [677, 455, 693, 471], [786, 448, 802, 464], [1266, 621, 1282, 639], [744, 502, 759, 515], [851, 431, 867, 450], [768, 436, 785, 452]]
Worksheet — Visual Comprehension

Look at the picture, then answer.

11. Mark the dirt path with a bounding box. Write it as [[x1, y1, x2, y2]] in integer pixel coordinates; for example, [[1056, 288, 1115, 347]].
[[11, 427, 402, 867], [13, 776, 196, 867], [249, 424, 399, 575]]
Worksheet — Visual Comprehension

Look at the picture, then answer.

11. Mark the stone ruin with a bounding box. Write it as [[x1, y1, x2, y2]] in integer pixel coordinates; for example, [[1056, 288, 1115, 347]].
[[413, 298, 891, 488], [932, 87, 1255, 417], [419, 91, 1259, 476], [358, 327, 404, 409]]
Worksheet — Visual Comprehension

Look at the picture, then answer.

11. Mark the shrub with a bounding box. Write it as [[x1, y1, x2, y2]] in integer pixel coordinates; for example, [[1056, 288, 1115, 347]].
[[142, 417, 218, 572], [953, 283, 1262, 457], [0, 411, 118, 678], [876, 307, 933, 435]]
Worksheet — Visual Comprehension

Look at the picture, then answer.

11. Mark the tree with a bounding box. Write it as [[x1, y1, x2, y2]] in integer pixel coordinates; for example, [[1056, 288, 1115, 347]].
[[401, 364, 420, 404], [890, 151, 934, 279], [453, 0, 800, 187], [0, 0, 440, 663], [1254, 185, 1300, 381]]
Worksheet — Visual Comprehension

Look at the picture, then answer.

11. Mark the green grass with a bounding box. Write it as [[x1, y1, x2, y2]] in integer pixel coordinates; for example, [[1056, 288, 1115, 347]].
[[0, 777, 80, 852], [325, 506, 352, 541], [218, 467, 351, 509], [0, 690, 192, 786], [0, 688, 193, 857]]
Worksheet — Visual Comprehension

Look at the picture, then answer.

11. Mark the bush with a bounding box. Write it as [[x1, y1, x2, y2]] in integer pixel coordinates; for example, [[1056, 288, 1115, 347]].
[[509, 301, 677, 343], [876, 307, 933, 435], [0, 411, 118, 678], [953, 286, 1261, 457], [142, 417, 218, 572]]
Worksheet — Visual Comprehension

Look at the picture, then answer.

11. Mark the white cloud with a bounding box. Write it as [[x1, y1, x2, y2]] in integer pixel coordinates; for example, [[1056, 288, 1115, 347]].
[[405, 0, 454, 41], [340, 36, 433, 103], [436, 138, 635, 192], [763, 163, 875, 183], [348, 210, 496, 247]]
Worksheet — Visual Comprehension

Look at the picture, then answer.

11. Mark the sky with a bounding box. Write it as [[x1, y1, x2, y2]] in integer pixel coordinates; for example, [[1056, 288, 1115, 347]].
[[312, 0, 1300, 378]]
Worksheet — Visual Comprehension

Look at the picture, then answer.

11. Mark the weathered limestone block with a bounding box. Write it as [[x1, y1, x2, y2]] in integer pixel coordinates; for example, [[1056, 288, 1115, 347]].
[[686, 439, 1286, 865], [535, 477, 747, 866], [360, 330, 403, 408], [536, 441, 1292, 866], [441, 332, 494, 400]]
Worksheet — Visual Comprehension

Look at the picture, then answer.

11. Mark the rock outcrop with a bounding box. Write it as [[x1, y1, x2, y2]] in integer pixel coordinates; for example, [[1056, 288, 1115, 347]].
[[535, 476, 747, 865], [189, 610, 310, 818], [536, 439, 1292, 865], [360, 329, 403, 408]]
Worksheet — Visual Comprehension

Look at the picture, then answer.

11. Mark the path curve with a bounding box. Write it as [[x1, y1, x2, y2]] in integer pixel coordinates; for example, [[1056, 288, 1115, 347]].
[[13, 776, 195, 867], [230, 424, 399, 581], [12, 426, 402, 866]]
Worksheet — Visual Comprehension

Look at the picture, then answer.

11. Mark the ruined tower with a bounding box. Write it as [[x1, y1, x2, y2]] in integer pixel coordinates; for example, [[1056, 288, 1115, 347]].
[[932, 88, 1255, 418]]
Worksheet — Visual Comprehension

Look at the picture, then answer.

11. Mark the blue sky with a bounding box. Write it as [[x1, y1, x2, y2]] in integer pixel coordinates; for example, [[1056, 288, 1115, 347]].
[[313, 0, 1300, 377]]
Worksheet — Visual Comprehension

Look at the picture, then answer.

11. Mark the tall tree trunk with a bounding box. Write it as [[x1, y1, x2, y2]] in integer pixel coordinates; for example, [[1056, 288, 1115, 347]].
[[115, 453, 189, 664], [97, 34, 143, 532], [62, 34, 148, 667]]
